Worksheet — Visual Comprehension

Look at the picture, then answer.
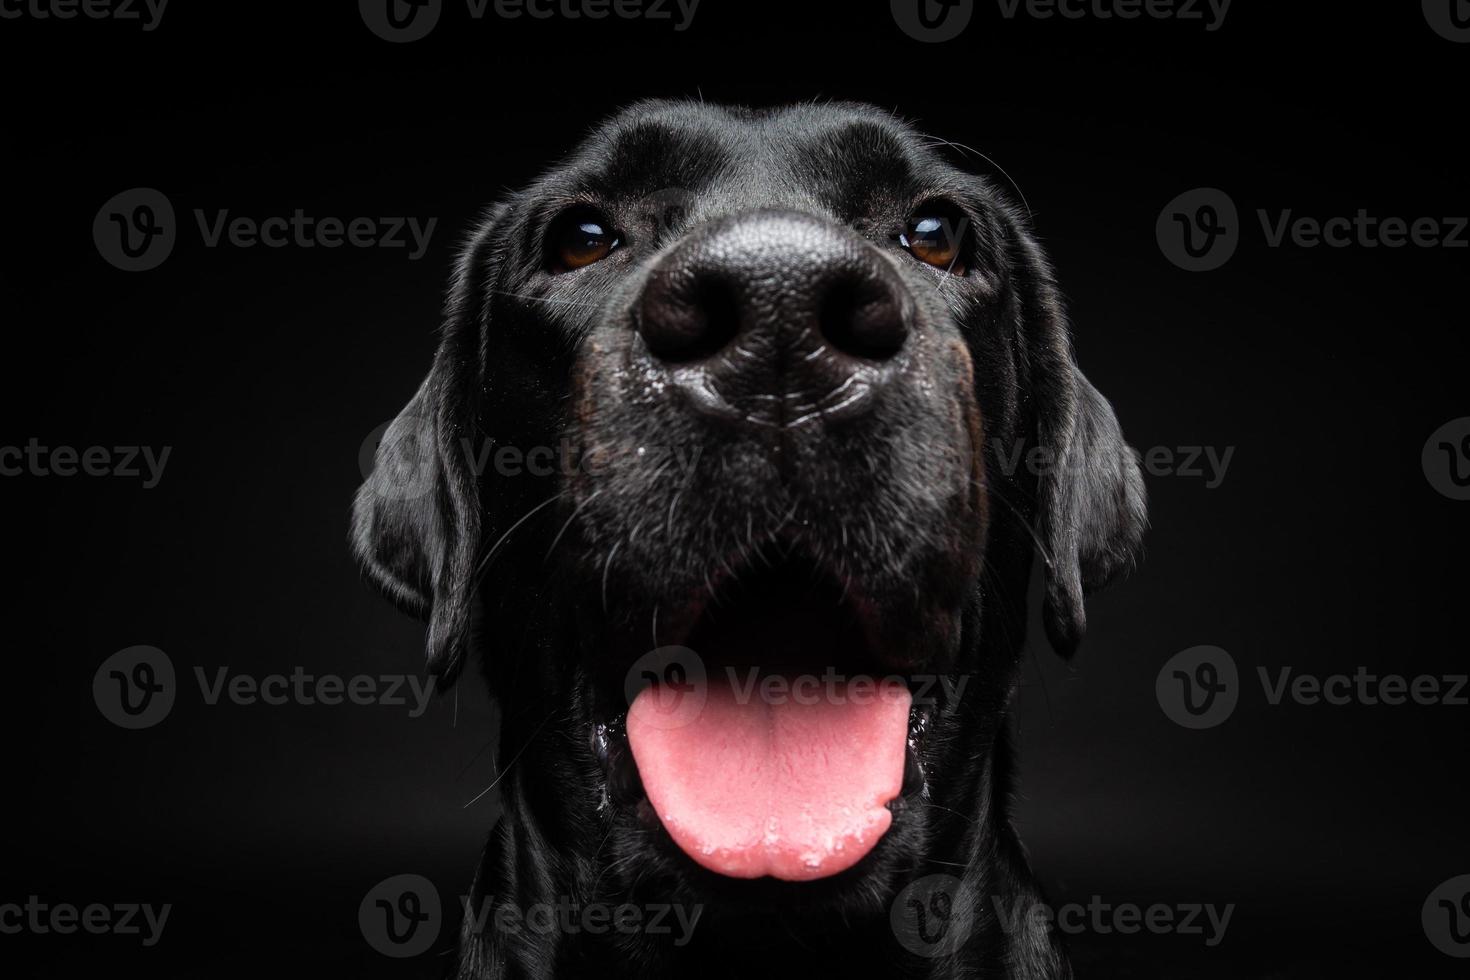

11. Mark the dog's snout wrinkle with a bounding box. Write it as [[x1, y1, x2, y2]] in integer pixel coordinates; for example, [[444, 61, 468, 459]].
[[636, 210, 911, 428]]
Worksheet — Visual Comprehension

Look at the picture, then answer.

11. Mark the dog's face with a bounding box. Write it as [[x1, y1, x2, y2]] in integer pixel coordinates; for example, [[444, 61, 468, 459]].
[[354, 101, 1144, 922]]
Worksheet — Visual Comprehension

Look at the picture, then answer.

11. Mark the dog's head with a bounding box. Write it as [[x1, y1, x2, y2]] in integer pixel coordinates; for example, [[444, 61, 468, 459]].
[[353, 101, 1144, 914]]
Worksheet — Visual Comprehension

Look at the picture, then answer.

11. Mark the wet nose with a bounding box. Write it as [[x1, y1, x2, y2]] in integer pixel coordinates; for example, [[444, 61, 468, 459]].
[[636, 210, 912, 427]]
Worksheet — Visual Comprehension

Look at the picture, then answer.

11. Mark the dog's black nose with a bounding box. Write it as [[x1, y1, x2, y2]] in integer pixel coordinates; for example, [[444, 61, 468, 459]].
[[636, 210, 911, 427]]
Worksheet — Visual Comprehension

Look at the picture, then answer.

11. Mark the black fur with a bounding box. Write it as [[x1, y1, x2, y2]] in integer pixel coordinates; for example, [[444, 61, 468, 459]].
[[352, 100, 1146, 978]]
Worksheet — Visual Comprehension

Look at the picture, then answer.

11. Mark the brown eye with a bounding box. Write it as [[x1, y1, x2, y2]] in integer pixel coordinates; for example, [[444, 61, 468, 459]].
[[900, 211, 967, 274], [553, 211, 619, 272]]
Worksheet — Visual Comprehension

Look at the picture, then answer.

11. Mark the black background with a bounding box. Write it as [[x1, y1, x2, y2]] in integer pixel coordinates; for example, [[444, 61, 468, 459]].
[[2, 1, 1467, 976]]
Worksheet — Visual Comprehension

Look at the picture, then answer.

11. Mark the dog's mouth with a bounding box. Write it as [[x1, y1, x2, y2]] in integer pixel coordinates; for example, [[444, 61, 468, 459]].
[[590, 556, 937, 883]]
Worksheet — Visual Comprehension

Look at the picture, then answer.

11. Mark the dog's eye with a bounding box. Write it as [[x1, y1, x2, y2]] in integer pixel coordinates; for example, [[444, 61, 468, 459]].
[[551, 210, 620, 272], [900, 209, 968, 275]]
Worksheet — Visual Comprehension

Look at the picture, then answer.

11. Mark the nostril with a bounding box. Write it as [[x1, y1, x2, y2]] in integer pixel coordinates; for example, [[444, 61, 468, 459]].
[[819, 274, 909, 361], [639, 272, 742, 364]]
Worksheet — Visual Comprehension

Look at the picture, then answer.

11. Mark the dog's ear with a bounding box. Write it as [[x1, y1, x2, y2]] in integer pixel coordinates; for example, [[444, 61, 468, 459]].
[[351, 206, 506, 679], [1000, 206, 1148, 658]]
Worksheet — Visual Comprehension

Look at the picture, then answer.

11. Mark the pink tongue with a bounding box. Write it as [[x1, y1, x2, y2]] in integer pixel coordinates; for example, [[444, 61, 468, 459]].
[[627, 674, 911, 881]]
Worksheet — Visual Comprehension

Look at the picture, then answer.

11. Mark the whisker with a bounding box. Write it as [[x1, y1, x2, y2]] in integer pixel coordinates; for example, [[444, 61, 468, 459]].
[[475, 491, 567, 582], [483, 288, 606, 310], [981, 480, 1056, 570], [916, 801, 979, 826], [545, 489, 602, 563], [462, 707, 556, 809], [601, 540, 622, 614], [919, 135, 1033, 220]]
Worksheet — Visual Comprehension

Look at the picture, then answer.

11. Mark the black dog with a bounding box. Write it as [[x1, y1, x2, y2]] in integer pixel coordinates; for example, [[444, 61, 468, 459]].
[[353, 100, 1146, 978]]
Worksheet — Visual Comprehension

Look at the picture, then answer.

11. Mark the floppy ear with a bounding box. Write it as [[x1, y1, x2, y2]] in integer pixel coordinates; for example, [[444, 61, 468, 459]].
[[1002, 207, 1148, 658], [351, 206, 506, 678]]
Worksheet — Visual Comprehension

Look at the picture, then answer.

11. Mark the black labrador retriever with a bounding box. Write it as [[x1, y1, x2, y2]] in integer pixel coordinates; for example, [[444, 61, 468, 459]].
[[353, 100, 1146, 978]]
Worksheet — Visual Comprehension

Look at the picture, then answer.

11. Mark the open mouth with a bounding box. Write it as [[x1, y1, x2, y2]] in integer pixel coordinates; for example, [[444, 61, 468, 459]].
[[591, 557, 934, 883]]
